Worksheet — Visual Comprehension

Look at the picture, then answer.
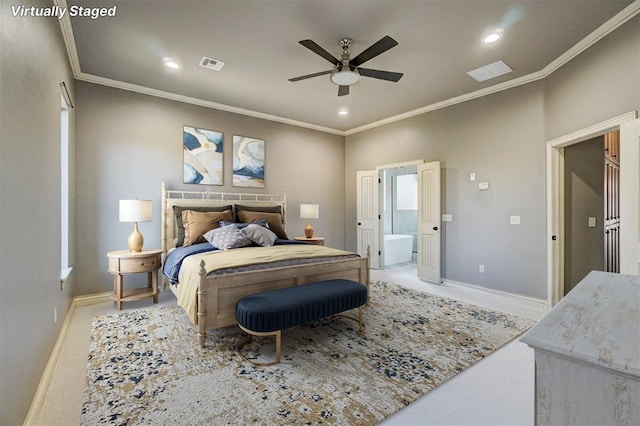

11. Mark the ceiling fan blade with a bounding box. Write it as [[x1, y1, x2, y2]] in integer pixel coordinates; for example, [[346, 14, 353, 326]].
[[358, 68, 404, 82], [288, 70, 332, 82], [298, 40, 340, 65], [338, 85, 349, 96], [350, 35, 398, 68]]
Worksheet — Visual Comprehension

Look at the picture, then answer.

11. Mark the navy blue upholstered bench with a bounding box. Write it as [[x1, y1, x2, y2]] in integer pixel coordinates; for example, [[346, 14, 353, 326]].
[[236, 279, 368, 365]]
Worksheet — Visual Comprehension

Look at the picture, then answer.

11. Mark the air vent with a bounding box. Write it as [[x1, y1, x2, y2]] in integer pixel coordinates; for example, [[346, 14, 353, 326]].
[[199, 56, 225, 71], [467, 60, 512, 82]]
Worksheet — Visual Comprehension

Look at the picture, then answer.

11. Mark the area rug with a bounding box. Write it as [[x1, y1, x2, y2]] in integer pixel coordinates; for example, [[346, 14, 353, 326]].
[[81, 280, 534, 425]]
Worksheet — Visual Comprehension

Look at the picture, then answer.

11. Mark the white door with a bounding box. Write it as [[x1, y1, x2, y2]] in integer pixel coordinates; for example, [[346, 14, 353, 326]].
[[356, 170, 380, 269], [417, 161, 441, 283], [619, 117, 640, 275]]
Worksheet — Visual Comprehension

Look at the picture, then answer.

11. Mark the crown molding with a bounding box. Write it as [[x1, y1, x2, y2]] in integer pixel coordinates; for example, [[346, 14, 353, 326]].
[[55, 0, 81, 78], [56, 0, 640, 138], [76, 73, 345, 135], [541, 0, 640, 78], [346, 0, 640, 136], [344, 70, 546, 135]]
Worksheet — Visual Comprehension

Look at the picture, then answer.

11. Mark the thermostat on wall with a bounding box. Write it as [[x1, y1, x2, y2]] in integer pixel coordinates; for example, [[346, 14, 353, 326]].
[[479, 182, 490, 190]]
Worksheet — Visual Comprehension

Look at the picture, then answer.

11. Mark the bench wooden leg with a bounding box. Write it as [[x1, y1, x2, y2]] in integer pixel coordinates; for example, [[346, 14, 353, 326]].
[[237, 324, 282, 366], [336, 306, 365, 334], [275, 330, 281, 363]]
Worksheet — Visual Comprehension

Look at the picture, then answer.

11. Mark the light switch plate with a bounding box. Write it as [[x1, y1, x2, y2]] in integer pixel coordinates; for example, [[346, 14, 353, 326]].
[[470, 173, 476, 182], [479, 182, 489, 190], [510, 215, 521, 225], [588, 217, 597, 227], [442, 214, 453, 222]]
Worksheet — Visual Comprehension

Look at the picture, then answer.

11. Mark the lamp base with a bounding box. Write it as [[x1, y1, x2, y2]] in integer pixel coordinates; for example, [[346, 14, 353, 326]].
[[304, 222, 314, 238], [128, 222, 144, 252]]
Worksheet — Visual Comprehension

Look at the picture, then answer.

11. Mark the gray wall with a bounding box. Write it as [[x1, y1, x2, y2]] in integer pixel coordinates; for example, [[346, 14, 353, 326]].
[[0, 2, 77, 424], [75, 82, 345, 295], [346, 83, 547, 298], [564, 137, 605, 294], [345, 15, 639, 300], [545, 15, 640, 140]]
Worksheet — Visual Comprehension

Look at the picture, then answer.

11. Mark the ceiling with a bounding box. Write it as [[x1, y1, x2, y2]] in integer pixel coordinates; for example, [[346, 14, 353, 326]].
[[63, 0, 637, 134]]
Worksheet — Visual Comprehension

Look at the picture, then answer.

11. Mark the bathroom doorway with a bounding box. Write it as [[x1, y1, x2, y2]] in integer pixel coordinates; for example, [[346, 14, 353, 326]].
[[380, 165, 418, 268], [357, 159, 441, 282]]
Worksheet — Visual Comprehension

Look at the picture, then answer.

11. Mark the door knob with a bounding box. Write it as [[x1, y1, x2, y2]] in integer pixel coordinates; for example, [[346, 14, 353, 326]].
[[432, 226, 438, 231], [357, 222, 362, 226]]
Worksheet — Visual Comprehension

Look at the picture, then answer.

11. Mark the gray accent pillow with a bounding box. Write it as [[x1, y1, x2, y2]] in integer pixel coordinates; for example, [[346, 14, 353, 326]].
[[240, 224, 277, 247], [203, 224, 253, 251], [219, 219, 268, 229], [236, 210, 288, 239]]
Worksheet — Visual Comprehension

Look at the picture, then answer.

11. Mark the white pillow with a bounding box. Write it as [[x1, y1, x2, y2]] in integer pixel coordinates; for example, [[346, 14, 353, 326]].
[[240, 223, 277, 247], [203, 224, 252, 250]]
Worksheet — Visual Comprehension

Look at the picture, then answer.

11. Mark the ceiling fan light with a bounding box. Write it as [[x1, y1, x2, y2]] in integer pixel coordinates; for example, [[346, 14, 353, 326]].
[[331, 70, 360, 86]]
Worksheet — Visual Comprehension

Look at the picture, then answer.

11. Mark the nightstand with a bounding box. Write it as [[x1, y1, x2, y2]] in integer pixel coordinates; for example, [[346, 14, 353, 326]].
[[293, 236, 325, 246], [107, 249, 162, 310]]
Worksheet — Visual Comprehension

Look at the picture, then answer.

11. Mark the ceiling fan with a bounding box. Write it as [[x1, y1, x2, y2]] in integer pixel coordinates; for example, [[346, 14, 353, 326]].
[[288, 35, 404, 96]]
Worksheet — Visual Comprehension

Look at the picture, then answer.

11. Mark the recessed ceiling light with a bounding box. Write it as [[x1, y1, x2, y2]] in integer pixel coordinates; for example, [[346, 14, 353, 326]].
[[338, 107, 349, 116], [483, 29, 504, 44], [163, 58, 180, 69]]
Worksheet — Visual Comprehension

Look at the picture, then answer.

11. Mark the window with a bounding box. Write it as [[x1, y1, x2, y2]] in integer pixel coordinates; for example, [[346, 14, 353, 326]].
[[60, 88, 72, 285], [396, 174, 418, 210]]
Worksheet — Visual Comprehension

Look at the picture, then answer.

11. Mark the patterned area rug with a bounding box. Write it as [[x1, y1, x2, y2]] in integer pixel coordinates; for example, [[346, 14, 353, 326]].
[[81, 280, 534, 425]]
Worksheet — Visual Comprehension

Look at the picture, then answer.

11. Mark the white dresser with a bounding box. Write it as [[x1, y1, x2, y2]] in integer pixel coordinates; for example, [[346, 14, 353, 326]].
[[521, 271, 639, 425]]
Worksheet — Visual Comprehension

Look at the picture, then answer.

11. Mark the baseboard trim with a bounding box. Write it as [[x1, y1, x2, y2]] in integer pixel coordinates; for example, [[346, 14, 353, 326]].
[[23, 292, 113, 425], [74, 291, 113, 307], [443, 278, 549, 311], [23, 300, 76, 425]]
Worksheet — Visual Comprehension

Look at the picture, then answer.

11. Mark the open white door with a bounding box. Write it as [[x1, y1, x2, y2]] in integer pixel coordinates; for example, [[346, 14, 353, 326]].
[[356, 170, 380, 269], [619, 117, 640, 275], [417, 161, 441, 283]]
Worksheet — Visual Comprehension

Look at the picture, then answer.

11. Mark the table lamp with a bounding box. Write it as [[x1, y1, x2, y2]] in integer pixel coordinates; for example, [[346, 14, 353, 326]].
[[119, 199, 152, 252], [300, 203, 319, 238]]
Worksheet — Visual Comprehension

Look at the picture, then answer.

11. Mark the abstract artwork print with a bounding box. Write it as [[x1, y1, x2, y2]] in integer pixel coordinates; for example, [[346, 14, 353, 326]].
[[233, 135, 264, 187], [183, 126, 223, 185]]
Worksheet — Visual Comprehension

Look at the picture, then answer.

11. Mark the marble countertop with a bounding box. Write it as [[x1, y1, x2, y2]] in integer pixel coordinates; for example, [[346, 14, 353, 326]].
[[521, 270, 639, 377]]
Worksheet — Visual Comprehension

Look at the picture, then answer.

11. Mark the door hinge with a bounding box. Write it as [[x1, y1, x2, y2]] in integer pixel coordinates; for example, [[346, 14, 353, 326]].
[[378, 178, 381, 184], [378, 250, 381, 256], [378, 214, 381, 220]]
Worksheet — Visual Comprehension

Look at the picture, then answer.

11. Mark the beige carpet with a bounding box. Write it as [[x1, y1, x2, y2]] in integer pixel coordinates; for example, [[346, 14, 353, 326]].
[[81, 280, 534, 425]]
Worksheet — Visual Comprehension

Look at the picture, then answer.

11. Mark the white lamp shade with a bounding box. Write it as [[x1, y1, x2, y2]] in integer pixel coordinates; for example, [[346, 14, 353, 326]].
[[300, 204, 319, 219], [119, 199, 152, 222]]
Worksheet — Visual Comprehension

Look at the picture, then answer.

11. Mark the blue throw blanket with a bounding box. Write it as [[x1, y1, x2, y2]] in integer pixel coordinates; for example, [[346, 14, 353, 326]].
[[163, 242, 216, 284]]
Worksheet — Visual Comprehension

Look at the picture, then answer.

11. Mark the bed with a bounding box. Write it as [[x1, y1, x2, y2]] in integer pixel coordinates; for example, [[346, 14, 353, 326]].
[[161, 183, 369, 347]]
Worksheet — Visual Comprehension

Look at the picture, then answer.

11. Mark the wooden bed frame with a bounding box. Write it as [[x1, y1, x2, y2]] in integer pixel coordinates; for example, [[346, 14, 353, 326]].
[[161, 183, 369, 347]]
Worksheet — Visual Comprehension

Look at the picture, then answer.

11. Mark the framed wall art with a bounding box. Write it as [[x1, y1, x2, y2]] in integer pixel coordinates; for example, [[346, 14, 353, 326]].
[[233, 135, 265, 188], [183, 126, 223, 185]]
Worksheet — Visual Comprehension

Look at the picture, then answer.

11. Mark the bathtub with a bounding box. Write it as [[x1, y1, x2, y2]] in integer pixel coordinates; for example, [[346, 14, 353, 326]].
[[383, 234, 414, 267]]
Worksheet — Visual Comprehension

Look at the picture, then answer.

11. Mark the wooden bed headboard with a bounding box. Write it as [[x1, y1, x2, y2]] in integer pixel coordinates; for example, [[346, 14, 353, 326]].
[[161, 182, 287, 256]]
